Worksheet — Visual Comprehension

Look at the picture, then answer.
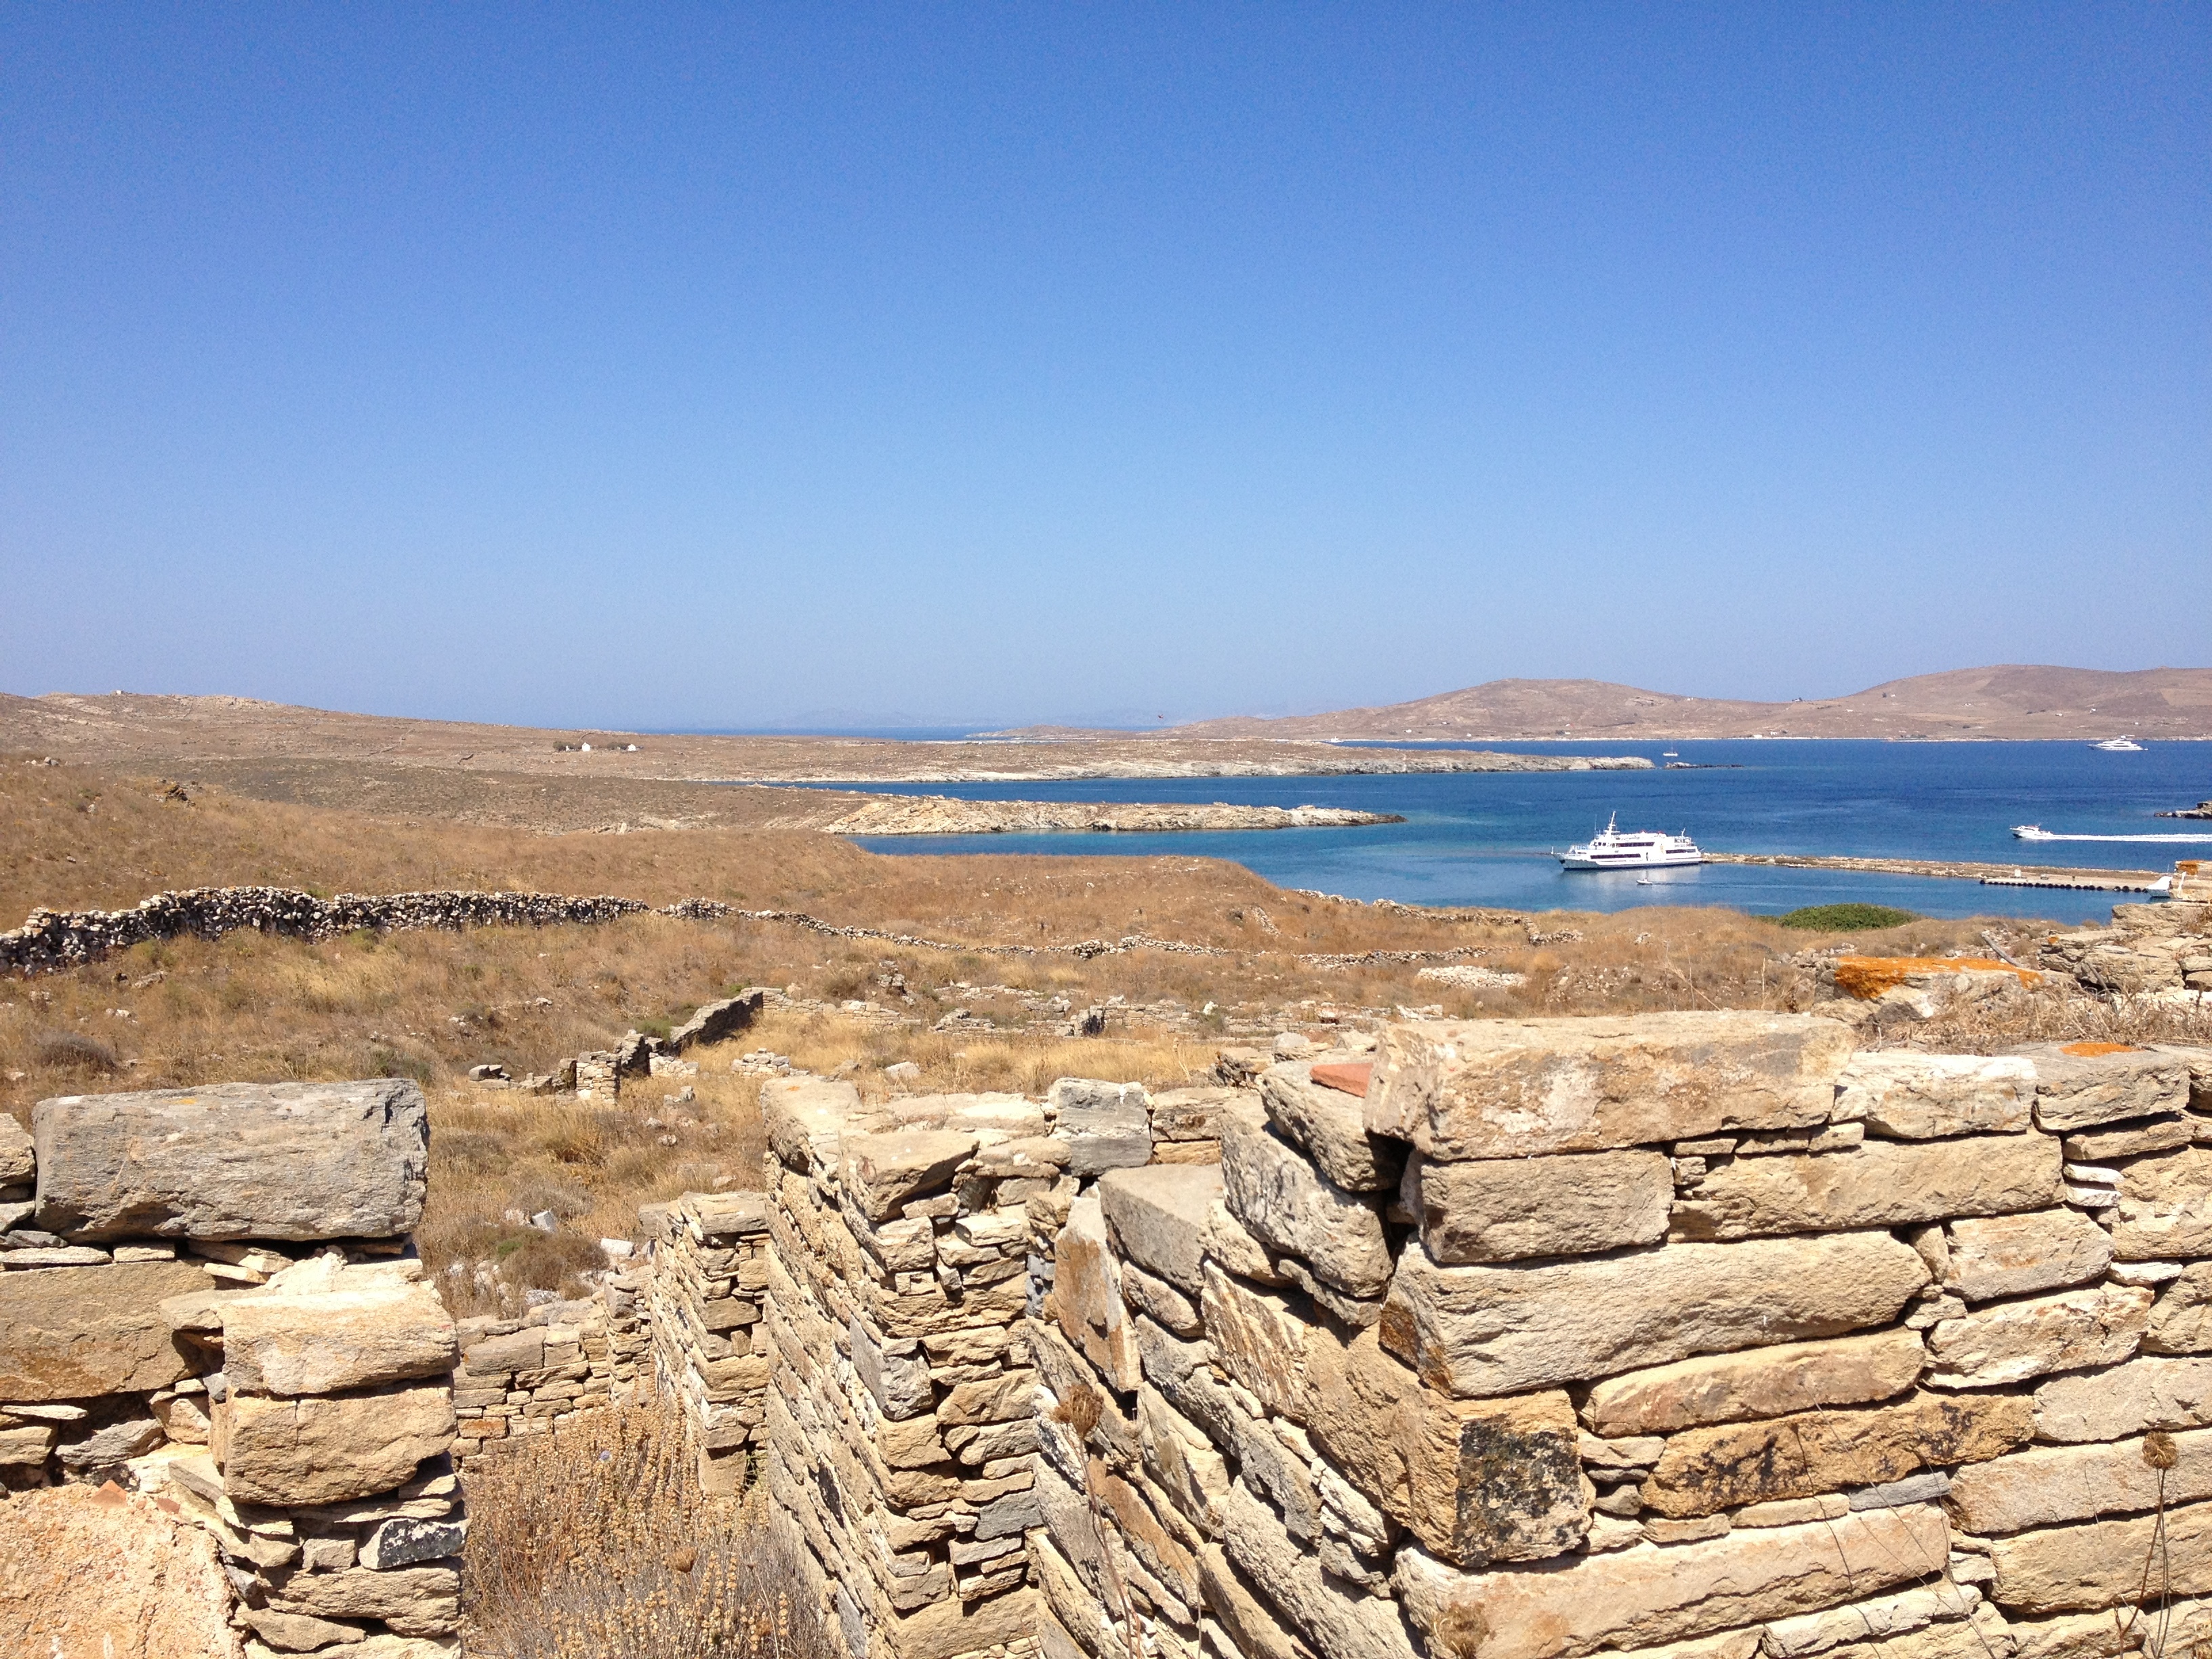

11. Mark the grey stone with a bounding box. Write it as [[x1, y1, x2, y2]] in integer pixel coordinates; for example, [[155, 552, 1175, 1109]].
[[852, 1317, 935, 1419], [1847, 1471, 1952, 1510], [32, 1080, 428, 1242], [665, 991, 764, 1054], [361, 1515, 468, 1570], [1097, 1164, 1221, 1294], [1831, 1053, 2036, 1139], [1049, 1078, 1153, 1175], [1221, 1107, 1390, 1299], [54, 1416, 163, 1471], [1260, 1064, 1404, 1193]]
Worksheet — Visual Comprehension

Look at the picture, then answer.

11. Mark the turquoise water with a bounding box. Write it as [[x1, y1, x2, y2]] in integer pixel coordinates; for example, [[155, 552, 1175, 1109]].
[[827, 740, 2212, 923]]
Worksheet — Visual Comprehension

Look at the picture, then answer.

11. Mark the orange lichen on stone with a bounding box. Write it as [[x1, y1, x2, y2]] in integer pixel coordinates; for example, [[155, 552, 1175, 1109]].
[[1311, 1061, 1373, 1097], [2060, 1041, 2140, 1057], [1832, 956, 2041, 1001]]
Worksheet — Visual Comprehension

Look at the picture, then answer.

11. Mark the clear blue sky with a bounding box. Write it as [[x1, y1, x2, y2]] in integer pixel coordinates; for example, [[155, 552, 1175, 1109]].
[[4, 5, 2205, 729]]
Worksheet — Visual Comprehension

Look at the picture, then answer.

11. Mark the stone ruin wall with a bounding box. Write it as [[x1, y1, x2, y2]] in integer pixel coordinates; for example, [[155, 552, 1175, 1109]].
[[1, 1079, 466, 1658]]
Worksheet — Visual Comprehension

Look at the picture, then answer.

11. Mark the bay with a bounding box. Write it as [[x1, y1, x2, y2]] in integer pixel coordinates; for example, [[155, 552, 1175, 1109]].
[[832, 739, 2212, 922]]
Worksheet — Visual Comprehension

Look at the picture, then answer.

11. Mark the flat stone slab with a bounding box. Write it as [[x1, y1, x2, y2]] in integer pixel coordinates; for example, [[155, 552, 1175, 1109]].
[[0, 1259, 212, 1401], [33, 1080, 428, 1242], [1097, 1163, 1222, 1294]]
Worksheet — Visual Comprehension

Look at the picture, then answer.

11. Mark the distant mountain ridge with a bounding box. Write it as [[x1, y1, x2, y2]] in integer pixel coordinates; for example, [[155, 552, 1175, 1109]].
[[1161, 665, 2212, 742]]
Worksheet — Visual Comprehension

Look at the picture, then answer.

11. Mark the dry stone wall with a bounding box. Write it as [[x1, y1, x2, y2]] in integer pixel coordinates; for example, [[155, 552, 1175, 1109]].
[[1, 1079, 464, 1658], [451, 1269, 648, 1462]]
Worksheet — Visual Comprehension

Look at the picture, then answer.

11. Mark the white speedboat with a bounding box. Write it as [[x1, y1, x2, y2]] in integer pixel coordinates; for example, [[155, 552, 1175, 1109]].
[[1560, 814, 1703, 870], [2012, 825, 2056, 840], [2094, 737, 2144, 752]]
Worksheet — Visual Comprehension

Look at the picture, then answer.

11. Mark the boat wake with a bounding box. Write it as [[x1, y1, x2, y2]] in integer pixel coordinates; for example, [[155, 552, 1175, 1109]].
[[2012, 825, 2212, 844]]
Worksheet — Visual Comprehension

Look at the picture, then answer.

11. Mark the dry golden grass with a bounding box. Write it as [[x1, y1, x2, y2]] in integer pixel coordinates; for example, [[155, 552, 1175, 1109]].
[[463, 1398, 833, 1659]]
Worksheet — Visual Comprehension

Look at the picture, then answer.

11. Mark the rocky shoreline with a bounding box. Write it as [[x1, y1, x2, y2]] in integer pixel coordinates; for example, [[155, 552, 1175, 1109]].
[[708, 743, 1654, 784], [815, 796, 1404, 835]]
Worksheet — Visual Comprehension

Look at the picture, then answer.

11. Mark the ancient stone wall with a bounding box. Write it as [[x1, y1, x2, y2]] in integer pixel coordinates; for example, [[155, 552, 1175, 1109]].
[[644, 1190, 775, 1490], [451, 1267, 649, 1463], [1, 1080, 464, 1658]]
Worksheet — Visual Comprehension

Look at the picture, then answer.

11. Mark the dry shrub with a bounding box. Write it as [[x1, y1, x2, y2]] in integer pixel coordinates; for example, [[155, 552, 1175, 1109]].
[[31, 1030, 121, 1073], [1896, 988, 2212, 1056], [464, 1399, 834, 1659]]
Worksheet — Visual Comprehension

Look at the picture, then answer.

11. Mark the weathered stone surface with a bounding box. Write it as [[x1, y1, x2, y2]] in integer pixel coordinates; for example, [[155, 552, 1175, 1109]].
[[56, 1416, 163, 1472], [1151, 1086, 1235, 1143], [1641, 1391, 2032, 1517], [218, 1382, 455, 1505], [1122, 1260, 1200, 1338], [0, 1258, 209, 1401], [665, 990, 763, 1054], [760, 1076, 865, 1170], [1924, 1284, 2154, 1388], [33, 1080, 429, 1242], [1669, 1134, 2062, 1242], [1204, 1199, 1284, 1286], [1986, 1498, 2212, 1613], [1944, 1208, 2112, 1303], [853, 1317, 935, 1419], [1367, 1012, 1853, 1160], [267, 1561, 460, 1631], [1947, 1427, 2212, 1534], [1380, 1231, 1929, 1399], [1408, 1151, 1671, 1264], [1761, 1585, 1989, 1659], [1201, 1262, 1313, 1422], [361, 1515, 468, 1570], [1832, 1053, 2036, 1139], [1055, 1193, 1140, 1391], [1098, 1164, 1221, 1295], [2064, 1116, 2193, 1162], [1260, 1065, 1404, 1193], [2108, 1147, 2212, 1261], [0, 1422, 54, 1466], [221, 1277, 457, 1397], [1392, 1504, 1952, 1659], [0, 1483, 243, 1659], [1139, 1385, 1230, 1534], [1304, 1325, 1586, 1565], [2033, 1357, 2212, 1441], [239, 1607, 371, 1652], [844, 1129, 977, 1221], [1582, 1328, 1929, 1436], [1050, 1079, 1153, 1176], [1221, 1109, 1390, 1298], [1218, 1481, 1419, 1659], [2147, 1263, 2212, 1354], [2011, 1044, 2189, 1132], [1197, 1542, 1311, 1659], [0, 1114, 30, 1185]]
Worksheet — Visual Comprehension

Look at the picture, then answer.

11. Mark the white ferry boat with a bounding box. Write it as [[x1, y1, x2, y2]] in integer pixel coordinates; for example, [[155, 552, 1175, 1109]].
[[1559, 814, 1704, 870], [2093, 737, 2144, 752]]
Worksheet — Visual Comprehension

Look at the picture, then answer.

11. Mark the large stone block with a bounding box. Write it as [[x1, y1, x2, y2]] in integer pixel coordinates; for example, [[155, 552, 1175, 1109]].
[[1367, 1012, 1852, 1160], [1380, 1230, 1929, 1399], [1221, 1108, 1390, 1299], [1260, 1064, 1404, 1193], [2009, 1044, 2190, 1131], [32, 1080, 428, 1242], [220, 1275, 457, 1397], [2107, 1147, 2212, 1261], [0, 1259, 209, 1401], [1943, 1209, 2112, 1303], [1200, 1263, 1313, 1422], [1925, 1284, 2154, 1388], [217, 1382, 455, 1505], [1055, 1193, 1140, 1391], [1582, 1328, 1928, 1437], [1669, 1133, 2063, 1242], [1050, 1079, 1153, 1176], [1832, 1052, 2036, 1139], [1948, 1427, 2212, 1534], [1986, 1498, 2212, 1614], [1393, 1504, 1953, 1659], [1098, 1164, 1221, 1295], [665, 989, 764, 1054], [266, 1561, 461, 1631], [0, 1113, 30, 1185], [760, 1076, 865, 1170], [1408, 1150, 1671, 1264], [1641, 1390, 2032, 1517], [1304, 1325, 1587, 1565], [2032, 1356, 2212, 1442], [2148, 1263, 2212, 1355], [843, 1129, 977, 1221]]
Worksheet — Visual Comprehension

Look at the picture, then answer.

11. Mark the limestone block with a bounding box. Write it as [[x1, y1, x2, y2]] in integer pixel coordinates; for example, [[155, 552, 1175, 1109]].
[[1056, 1193, 1140, 1391], [1380, 1230, 1929, 1399], [1221, 1108, 1391, 1298], [1235, 1413, 1322, 1542], [1216, 1481, 1419, 1659], [1641, 1390, 2032, 1517], [1099, 1164, 1222, 1294], [2010, 1044, 2189, 1131], [220, 1277, 457, 1397], [267, 1561, 461, 1631], [760, 1076, 865, 1170], [1134, 1313, 1241, 1453], [2147, 1264, 2212, 1354], [1832, 1053, 2036, 1139], [1123, 1261, 1202, 1338], [1986, 1498, 2212, 1613], [1367, 1012, 1852, 1160], [2032, 1356, 2212, 1441], [1202, 1200, 1284, 1286], [2064, 1117, 2194, 1162], [1304, 1325, 1587, 1566], [1200, 1262, 1312, 1422], [2108, 1147, 2212, 1261], [1670, 1134, 2063, 1242], [1392, 1504, 1952, 1659], [0, 1258, 210, 1401], [1050, 1079, 1153, 1176], [1259, 1065, 1404, 1193], [1196, 1542, 1310, 1659], [218, 1382, 455, 1505], [32, 1080, 428, 1242], [0, 1114, 30, 1185], [0, 1422, 56, 1466], [1925, 1284, 2154, 1388], [1948, 1427, 2212, 1534], [1761, 1584, 1988, 1658], [665, 990, 764, 1054], [1407, 1150, 1671, 1264], [843, 1129, 977, 1221], [1944, 1209, 2113, 1303], [1140, 1385, 1231, 1535], [939, 1369, 1036, 1426], [1583, 1328, 1929, 1436]]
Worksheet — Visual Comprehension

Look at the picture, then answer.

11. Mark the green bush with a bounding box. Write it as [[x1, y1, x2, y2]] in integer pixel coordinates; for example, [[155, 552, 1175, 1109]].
[[1776, 903, 1920, 932]]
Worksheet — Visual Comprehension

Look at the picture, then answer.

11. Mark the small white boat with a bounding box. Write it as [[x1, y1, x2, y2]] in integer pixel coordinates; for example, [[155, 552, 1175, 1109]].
[[2094, 737, 2145, 752], [1560, 814, 1703, 870], [2013, 825, 2056, 840]]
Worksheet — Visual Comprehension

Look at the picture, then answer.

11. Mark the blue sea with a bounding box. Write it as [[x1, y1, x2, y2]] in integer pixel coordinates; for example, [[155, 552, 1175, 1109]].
[[822, 740, 2212, 924]]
